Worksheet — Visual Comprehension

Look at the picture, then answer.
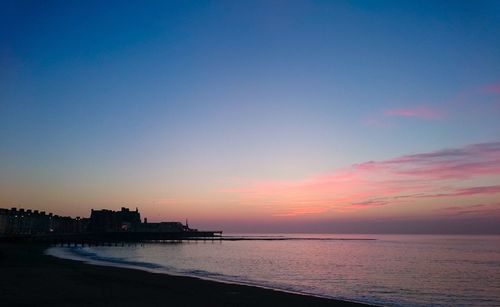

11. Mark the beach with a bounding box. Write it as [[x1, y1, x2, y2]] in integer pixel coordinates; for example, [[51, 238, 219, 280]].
[[0, 244, 368, 306]]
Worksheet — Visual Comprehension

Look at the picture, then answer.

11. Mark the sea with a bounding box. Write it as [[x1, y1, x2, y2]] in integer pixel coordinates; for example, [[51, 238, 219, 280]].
[[46, 234, 500, 307]]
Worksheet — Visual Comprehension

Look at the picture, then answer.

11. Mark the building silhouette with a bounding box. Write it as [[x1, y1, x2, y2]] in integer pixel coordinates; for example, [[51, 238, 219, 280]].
[[0, 208, 86, 235], [0, 207, 194, 235], [88, 207, 141, 232]]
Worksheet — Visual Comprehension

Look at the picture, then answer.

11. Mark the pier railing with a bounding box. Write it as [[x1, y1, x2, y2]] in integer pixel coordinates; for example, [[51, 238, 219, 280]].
[[0, 230, 223, 245]]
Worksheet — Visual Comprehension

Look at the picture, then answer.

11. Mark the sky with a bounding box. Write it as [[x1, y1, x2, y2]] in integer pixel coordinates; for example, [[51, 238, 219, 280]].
[[1, 0, 500, 233]]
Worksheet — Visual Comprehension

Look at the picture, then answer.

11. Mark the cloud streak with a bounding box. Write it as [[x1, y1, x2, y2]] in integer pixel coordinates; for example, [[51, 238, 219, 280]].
[[355, 141, 500, 180], [364, 81, 500, 128], [384, 106, 444, 119], [480, 83, 500, 94], [437, 202, 500, 218], [221, 141, 500, 217]]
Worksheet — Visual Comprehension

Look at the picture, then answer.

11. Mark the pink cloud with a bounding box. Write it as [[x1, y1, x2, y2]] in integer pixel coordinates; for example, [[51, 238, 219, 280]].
[[221, 141, 500, 216], [480, 83, 500, 94], [350, 200, 390, 208], [364, 82, 500, 129], [354, 184, 500, 208], [361, 142, 500, 180], [437, 203, 500, 217], [421, 185, 500, 198], [384, 106, 444, 119]]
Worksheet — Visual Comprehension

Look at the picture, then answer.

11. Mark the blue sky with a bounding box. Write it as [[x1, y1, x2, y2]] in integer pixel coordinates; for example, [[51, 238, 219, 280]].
[[1, 1, 500, 232]]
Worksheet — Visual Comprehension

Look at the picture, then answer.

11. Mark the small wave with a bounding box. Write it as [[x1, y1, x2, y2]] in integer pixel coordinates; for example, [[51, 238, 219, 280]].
[[46, 246, 164, 270]]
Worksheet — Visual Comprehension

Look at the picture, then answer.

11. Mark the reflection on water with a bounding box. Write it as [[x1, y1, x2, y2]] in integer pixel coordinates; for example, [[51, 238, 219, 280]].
[[49, 234, 500, 306]]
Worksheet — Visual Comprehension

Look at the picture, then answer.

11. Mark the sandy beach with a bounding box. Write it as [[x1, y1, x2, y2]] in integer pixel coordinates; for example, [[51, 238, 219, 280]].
[[0, 244, 369, 306]]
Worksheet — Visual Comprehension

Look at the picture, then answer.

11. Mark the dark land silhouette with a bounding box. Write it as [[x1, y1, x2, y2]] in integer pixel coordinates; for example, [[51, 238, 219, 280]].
[[0, 207, 372, 306], [0, 207, 222, 245]]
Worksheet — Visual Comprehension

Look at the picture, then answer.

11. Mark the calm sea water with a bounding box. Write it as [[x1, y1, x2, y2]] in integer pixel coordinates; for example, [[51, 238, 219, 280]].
[[47, 234, 500, 306]]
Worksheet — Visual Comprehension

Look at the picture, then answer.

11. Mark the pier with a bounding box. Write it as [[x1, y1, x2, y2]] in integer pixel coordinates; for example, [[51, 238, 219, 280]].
[[0, 230, 223, 245]]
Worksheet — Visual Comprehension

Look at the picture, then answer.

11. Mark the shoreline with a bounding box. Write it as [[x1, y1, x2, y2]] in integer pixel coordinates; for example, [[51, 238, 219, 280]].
[[0, 243, 371, 306], [45, 246, 342, 302]]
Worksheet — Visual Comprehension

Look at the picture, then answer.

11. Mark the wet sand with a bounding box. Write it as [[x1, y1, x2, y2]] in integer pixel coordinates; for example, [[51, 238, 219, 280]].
[[0, 244, 370, 306]]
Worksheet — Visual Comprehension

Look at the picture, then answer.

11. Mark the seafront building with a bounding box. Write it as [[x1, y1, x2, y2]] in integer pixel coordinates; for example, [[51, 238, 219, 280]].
[[88, 207, 141, 232], [87, 207, 195, 232], [0, 208, 85, 235]]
